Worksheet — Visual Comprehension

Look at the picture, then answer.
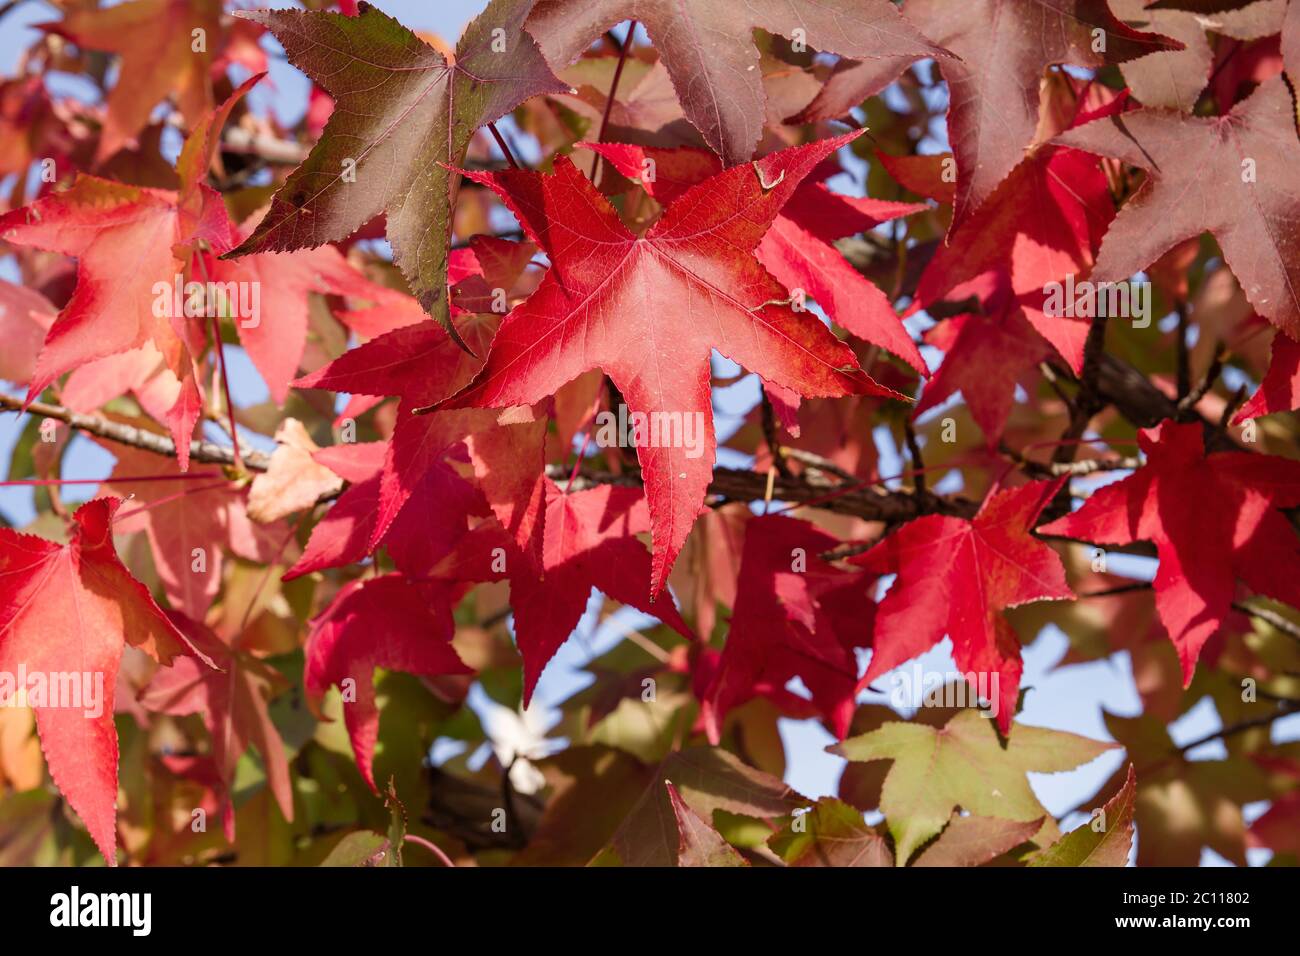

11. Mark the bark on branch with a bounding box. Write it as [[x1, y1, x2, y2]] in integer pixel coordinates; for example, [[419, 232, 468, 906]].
[[0, 394, 271, 472]]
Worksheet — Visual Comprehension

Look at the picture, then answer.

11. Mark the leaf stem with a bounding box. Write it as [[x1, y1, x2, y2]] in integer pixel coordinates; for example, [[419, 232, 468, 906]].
[[592, 20, 637, 189], [487, 122, 520, 169], [403, 833, 456, 867], [207, 311, 244, 473], [193, 245, 244, 472]]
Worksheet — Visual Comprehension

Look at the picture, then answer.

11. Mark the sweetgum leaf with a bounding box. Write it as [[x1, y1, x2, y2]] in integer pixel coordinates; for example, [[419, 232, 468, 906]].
[[851, 481, 1074, 733], [1031, 764, 1136, 866], [1040, 420, 1300, 683], [525, 0, 948, 166], [666, 781, 749, 866], [224, 0, 568, 350], [912, 813, 1045, 867], [435, 132, 903, 594], [42, 0, 222, 163], [831, 709, 1115, 865], [0, 498, 209, 864], [767, 798, 892, 867], [811, 0, 1178, 228], [1055, 75, 1300, 339]]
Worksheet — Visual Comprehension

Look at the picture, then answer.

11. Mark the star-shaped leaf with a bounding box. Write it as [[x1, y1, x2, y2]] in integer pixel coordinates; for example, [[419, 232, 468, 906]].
[[1031, 764, 1136, 866], [831, 709, 1114, 865], [703, 514, 874, 741], [0, 498, 208, 863], [1235, 332, 1300, 421], [435, 132, 902, 594], [525, 0, 948, 166], [435, 481, 694, 700], [896, 0, 1178, 227], [1039, 420, 1300, 682], [43, 0, 222, 163], [1055, 75, 1300, 338], [851, 480, 1074, 732], [140, 612, 294, 841], [225, 0, 568, 350], [305, 574, 472, 791]]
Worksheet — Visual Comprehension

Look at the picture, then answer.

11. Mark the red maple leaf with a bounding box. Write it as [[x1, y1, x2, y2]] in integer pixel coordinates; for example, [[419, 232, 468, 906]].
[[41, 0, 223, 163], [103, 441, 285, 621], [1039, 420, 1300, 681], [0, 176, 229, 462], [913, 294, 1054, 449], [585, 141, 928, 374], [290, 314, 542, 576], [284, 437, 487, 582], [434, 132, 903, 595], [913, 92, 1122, 373], [1055, 75, 1300, 339], [210, 223, 391, 405], [525, 0, 947, 166], [140, 611, 294, 841], [305, 574, 472, 791], [0, 498, 209, 863], [1235, 332, 1300, 422], [435, 481, 695, 700], [902, 0, 1177, 227], [852, 480, 1073, 732], [703, 514, 875, 741]]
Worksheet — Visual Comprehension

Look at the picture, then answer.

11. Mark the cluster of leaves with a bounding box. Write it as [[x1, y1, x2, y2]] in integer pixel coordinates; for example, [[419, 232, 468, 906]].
[[0, 0, 1298, 868]]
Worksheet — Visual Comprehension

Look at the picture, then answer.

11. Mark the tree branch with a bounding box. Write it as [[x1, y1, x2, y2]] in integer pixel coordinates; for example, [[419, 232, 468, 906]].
[[4, 393, 978, 523], [0, 394, 270, 472], [1095, 353, 1239, 452], [1233, 600, 1300, 645], [544, 462, 978, 523], [1177, 700, 1299, 754]]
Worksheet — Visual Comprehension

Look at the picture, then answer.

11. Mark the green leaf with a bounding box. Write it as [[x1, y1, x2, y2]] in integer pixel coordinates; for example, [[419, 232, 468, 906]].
[[225, 0, 567, 350], [831, 709, 1115, 865], [768, 798, 892, 867], [319, 831, 390, 867], [1032, 765, 1137, 867]]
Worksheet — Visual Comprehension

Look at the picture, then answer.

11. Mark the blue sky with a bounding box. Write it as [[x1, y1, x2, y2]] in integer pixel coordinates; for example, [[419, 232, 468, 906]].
[[0, 0, 1295, 864]]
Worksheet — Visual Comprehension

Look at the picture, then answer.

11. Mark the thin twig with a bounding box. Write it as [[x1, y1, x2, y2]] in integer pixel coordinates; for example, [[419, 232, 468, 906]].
[[760, 392, 792, 479], [195, 247, 245, 472], [1176, 342, 1225, 421], [1233, 601, 1300, 645], [1000, 442, 1142, 477], [591, 20, 637, 189], [1178, 700, 1298, 754], [1174, 302, 1191, 402], [780, 447, 856, 482], [820, 539, 876, 562], [903, 420, 927, 497], [208, 311, 244, 473], [1220, 384, 1249, 428]]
